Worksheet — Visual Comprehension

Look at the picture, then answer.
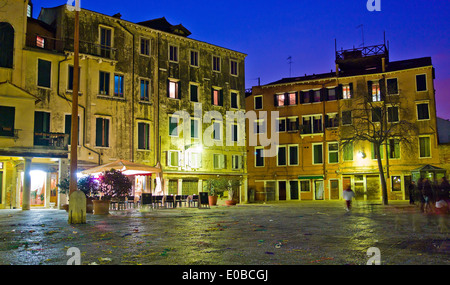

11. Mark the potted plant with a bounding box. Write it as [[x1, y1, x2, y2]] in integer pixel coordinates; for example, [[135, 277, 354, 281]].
[[94, 169, 132, 215], [225, 178, 241, 206], [56, 177, 70, 211], [204, 179, 225, 206], [77, 175, 98, 213]]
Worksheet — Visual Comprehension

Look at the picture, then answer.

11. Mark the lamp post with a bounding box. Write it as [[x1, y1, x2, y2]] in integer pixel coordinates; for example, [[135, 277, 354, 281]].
[[68, 0, 86, 224]]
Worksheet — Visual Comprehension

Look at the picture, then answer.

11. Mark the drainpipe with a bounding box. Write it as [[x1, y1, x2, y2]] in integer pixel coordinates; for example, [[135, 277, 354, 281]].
[[57, 55, 101, 165], [117, 21, 135, 162]]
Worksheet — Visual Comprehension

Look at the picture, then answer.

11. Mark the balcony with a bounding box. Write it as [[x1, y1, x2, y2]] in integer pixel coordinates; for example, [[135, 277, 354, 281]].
[[0, 127, 19, 139], [34, 132, 69, 150], [25, 33, 117, 61]]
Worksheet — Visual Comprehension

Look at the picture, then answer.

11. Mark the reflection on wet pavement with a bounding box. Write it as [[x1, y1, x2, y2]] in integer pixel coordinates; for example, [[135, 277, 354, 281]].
[[0, 201, 448, 265]]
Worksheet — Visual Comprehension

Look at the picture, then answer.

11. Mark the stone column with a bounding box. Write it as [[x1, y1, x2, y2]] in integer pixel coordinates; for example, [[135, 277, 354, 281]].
[[22, 158, 32, 211]]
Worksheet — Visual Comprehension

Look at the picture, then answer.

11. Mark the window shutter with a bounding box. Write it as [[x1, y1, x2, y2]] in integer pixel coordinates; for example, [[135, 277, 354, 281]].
[[167, 79, 170, 98], [349, 83, 353, 97], [321, 88, 327, 101], [337, 85, 343, 100], [284, 93, 289, 106], [309, 90, 314, 102], [295, 92, 299, 105], [219, 89, 224, 106], [211, 88, 214, 105], [367, 81, 373, 101], [177, 81, 181, 99], [379, 79, 386, 101], [95, 118, 102, 147], [104, 119, 110, 147], [299, 91, 305, 104]]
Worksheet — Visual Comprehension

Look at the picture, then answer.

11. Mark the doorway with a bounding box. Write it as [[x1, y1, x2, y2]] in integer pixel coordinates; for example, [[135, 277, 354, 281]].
[[278, 181, 286, 201], [314, 180, 324, 200]]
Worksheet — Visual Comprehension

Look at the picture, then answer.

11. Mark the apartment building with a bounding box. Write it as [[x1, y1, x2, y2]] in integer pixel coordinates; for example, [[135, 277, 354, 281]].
[[0, 0, 246, 209], [246, 43, 442, 202]]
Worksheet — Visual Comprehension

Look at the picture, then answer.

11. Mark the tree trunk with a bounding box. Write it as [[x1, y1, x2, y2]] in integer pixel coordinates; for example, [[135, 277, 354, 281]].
[[375, 144, 389, 205]]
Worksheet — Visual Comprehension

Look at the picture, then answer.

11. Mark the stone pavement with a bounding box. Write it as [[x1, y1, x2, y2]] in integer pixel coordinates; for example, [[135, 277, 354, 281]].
[[0, 201, 448, 265]]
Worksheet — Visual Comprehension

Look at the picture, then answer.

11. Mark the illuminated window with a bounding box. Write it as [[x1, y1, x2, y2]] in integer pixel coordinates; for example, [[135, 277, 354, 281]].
[[288, 92, 297, 105], [369, 81, 381, 102], [275, 94, 285, 106], [36, 36, 45, 48], [168, 80, 180, 99], [342, 85, 352, 99], [392, 176, 402, 192], [211, 88, 223, 106]]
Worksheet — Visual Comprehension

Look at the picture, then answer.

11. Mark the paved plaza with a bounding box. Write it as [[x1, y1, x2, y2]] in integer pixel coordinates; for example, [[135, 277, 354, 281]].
[[0, 201, 448, 266]]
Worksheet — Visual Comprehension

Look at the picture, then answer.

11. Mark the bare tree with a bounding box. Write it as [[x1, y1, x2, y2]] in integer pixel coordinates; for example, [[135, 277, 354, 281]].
[[339, 75, 419, 205]]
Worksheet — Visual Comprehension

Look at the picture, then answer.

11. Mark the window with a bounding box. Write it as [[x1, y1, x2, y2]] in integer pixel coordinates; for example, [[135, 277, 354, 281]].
[[342, 84, 352, 99], [190, 118, 199, 139], [68, 65, 80, 91], [114, 74, 124, 97], [140, 38, 150, 56], [232, 155, 243, 170], [392, 176, 402, 192], [287, 117, 299, 132], [0, 106, 15, 137], [419, 136, 431, 158], [302, 115, 322, 134], [254, 96, 263, 110], [417, 103, 430, 120], [387, 106, 399, 123], [275, 94, 285, 107], [0, 23, 14, 68], [341, 111, 352, 126], [140, 79, 150, 101], [288, 92, 297, 105], [231, 123, 238, 142], [230, 60, 238, 76], [213, 121, 222, 140], [214, 154, 226, 169], [37, 59, 51, 88], [36, 36, 45, 48], [211, 88, 223, 106], [388, 139, 400, 159], [190, 84, 199, 102], [328, 142, 339, 164], [343, 142, 353, 161], [168, 150, 180, 167], [372, 107, 382, 123], [277, 118, 286, 132], [416, 74, 427, 92], [371, 143, 384, 160], [301, 91, 311, 104], [34, 111, 50, 146], [255, 147, 264, 167], [95, 117, 110, 147], [138, 122, 150, 150], [300, 180, 310, 192], [99, 71, 110, 95], [368, 81, 381, 102], [169, 115, 179, 137], [387, 78, 398, 95], [190, 50, 199, 67], [169, 45, 178, 62], [312, 143, 323, 164], [288, 145, 298, 166], [212, 56, 221, 72], [290, 181, 299, 200], [168, 80, 180, 99], [231, 92, 239, 109], [277, 145, 287, 166], [312, 90, 321, 103], [100, 27, 112, 58], [327, 88, 337, 101], [188, 152, 202, 168], [326, 113, 339, 128], [254, 120, 265, 134]]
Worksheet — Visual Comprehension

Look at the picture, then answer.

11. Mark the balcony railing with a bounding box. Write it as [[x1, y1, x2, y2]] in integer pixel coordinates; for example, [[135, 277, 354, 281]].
[[26, 33, 117, 61], [336, 44, 388, 61], [0, 127, 19, 139], [34, 132, 69, 149]]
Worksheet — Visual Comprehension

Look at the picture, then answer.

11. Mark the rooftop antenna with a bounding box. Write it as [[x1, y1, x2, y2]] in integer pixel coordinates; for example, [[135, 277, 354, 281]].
[[287, 56, 293, 77], [357, 24, 364, 47]]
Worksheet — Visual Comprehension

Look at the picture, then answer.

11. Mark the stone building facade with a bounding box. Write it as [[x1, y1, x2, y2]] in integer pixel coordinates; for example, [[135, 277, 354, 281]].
[[0, 0, 246, 209], [246, 44, 442, 202]]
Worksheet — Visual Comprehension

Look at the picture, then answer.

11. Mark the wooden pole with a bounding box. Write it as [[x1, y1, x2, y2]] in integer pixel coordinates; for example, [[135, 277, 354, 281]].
[[69, 9, 80, 196]]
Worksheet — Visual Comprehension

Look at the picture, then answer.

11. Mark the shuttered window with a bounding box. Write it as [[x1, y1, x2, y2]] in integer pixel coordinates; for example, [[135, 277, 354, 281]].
[[0, 106, 15, 137], [138, 122, 150, 150], [95, 118, 110, 147]]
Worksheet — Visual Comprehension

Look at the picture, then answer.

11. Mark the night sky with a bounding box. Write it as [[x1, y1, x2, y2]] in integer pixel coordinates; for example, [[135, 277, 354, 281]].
[[31, 0, 450, 119]]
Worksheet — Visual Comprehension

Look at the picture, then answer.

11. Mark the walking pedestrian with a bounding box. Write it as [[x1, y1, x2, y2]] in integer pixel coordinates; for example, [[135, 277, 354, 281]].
[[422, 178, 435, 214], [408, 181, 416, 205], [343, 186, 355, 211], [437, 177, 450, 203], [418, 178, 425, 212]]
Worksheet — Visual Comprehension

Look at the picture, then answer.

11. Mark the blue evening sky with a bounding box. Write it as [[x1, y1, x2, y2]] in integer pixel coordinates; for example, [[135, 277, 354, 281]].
[[31, 0, 450, 119]]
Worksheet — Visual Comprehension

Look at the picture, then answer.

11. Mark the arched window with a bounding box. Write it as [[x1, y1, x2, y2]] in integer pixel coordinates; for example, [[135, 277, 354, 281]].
[[0, 22, 14, 68]]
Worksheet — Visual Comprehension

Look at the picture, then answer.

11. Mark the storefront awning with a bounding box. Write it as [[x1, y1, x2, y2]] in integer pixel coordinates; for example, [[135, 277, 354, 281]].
[[81, 160, 161, 176], [298, 175, 324, 180]]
